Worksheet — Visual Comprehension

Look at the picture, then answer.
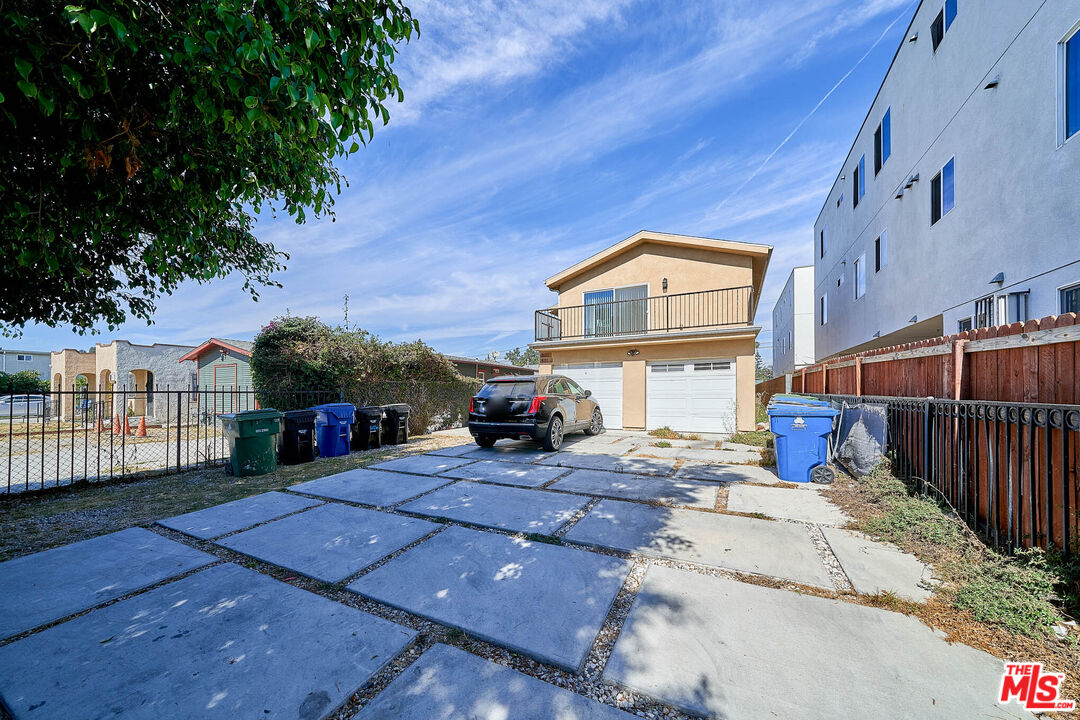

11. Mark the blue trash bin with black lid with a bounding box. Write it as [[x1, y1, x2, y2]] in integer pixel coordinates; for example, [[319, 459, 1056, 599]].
[[767, 402, 839, 483], [312, 403, 355, 457], [771, 394, 831, 407]]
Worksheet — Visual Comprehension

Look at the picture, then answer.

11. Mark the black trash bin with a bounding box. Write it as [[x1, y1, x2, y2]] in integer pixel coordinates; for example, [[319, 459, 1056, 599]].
[[280, 409, 317, 465], [352, 406, 384, 451], [381, 403, 411, 445]]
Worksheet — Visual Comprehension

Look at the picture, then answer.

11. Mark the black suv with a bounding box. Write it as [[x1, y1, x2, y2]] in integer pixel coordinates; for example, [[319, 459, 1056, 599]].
[[468, 374, 603, 451]]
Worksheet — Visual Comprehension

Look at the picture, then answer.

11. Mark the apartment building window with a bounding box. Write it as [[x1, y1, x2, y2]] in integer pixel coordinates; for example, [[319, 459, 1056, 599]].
[[15, 354, 32, 362], [1063, 23, 1080, 142], [875, 231, 887, 271], [874, 109, 891, 174], [819, 228, 826, 258], [1061, 282, 1080, 313], [852, 155, 865, 209], [957, 317, 973, 333], [974, 294, 994, 328], [1001, 291, 1029, 324], [854, 254, 866, 299], [931, 0, 956, 51], [945, 0, 957, 30], [820, 294, 828, 325], [836, 193, 844, 208], [930, 157, 955, 225]]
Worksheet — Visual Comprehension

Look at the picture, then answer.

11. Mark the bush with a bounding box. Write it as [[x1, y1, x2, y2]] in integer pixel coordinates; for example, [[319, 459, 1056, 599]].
[[0, 370, 49, 394], [249, 315, 479, 433]]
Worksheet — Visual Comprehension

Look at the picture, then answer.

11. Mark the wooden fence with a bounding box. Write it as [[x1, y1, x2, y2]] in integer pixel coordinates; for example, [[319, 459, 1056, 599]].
[[758, 313, 1080, 405]]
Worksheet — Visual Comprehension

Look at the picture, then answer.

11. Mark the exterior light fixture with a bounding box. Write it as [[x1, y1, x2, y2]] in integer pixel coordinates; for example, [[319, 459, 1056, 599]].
[[908, 32, 918, 42], [990, 272, 1005, 284], [627, 349, 640, 357], [873, 331, 881, 338], [904, 173, 920, 188], [662, 278, 668, 293], [895, 188, 904, 199], [984, 76, 1000, 89], [909, 315, 918, 323]]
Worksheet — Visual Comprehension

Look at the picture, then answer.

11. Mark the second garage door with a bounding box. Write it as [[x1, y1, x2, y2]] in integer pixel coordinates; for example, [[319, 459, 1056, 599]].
[[554, 362, 623, 429], [646, 359, 736, 434]]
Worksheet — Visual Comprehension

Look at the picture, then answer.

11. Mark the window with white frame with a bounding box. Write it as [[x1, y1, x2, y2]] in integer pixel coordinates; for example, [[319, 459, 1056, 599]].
[[854, 255, 866, 299], [1060, 282, 1080, 314], [1062, 22, 1080, 143], [996, 291, 1029, 324], [852, 155, 865, 209], [875, 231, 887, 272], [820, 294, 828, 325], [930, 157, 955, 225], [957, 317, 973, 333], [15, 354, 32, 362]]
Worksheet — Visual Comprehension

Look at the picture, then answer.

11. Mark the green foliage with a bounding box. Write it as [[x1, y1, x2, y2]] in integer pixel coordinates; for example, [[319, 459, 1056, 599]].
[[729, 430, 772, 447], [0, 370, 49, 394], [952, 549, 1064, 637], [0, 0, 417, 333], [249, 315, 480, 433], [503, 346, 540, 367], [651, 440, 672, 448], [754, 341, 771, 383]]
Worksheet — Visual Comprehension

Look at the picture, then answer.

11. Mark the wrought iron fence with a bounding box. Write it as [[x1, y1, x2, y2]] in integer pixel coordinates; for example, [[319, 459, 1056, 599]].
[[0, 380, 478, 496], [816, 394, 1079, 558], [534, 285, 754, 342]]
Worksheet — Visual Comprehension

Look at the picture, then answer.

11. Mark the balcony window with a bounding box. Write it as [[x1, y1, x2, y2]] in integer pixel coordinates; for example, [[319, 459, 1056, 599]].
[[584, 285, 647, 337]]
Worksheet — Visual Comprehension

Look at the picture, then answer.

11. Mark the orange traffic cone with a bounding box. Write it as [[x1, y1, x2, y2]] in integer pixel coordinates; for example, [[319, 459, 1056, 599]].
[[113, 414, 122, 435], [124, 416, 132, 435], [135, 416, 147, 437]]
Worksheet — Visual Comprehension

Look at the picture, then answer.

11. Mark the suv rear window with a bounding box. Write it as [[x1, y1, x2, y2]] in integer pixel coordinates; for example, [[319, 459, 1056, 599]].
[[477, 381, 535, 399]]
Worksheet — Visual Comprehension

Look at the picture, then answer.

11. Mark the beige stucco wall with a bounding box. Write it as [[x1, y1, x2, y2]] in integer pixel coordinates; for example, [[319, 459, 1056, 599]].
[[551, 242, 754, 307], [539, 334, 758, 432]]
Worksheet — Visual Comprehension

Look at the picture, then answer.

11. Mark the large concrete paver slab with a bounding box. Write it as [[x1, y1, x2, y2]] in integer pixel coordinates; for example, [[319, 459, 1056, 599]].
[[674, 462, 778, 484], [461, 445, 559, 463], [539, 452, 676, 476], [157, 491, 322, 539], [437, 459, 569, 488], [565, 500, 833, 588], [217, 503, 438, 583], [0, 528, 216, 640], [369, 455, 475, 475], [629, 446, 758, 463], [399, 482, 588, 535], [0, 563, 417, 720], [348, 526, 630, 672], [823, 527, 935, 602], [356, 643, 632, 719], [549, 469, 718, 509], [290, 468, 452, 507], [425, 444, 482, 457], [727, 483, 849, 526], [606, 565, 1026, 719]]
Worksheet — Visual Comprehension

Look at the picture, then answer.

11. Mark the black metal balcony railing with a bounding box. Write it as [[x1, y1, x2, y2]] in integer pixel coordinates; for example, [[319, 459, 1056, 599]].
[[534, 286, 754, 342]]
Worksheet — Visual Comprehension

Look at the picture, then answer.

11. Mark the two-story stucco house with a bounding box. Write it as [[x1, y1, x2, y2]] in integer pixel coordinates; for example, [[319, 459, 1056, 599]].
[[530, 231, 771, 434]]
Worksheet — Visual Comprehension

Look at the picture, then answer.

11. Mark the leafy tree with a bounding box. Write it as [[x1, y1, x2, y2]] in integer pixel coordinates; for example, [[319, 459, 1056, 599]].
[[503, 346, 540, 366], [0, 370, 50, 394], [1, 1, 417, 334], [754, 342, 771, 383]]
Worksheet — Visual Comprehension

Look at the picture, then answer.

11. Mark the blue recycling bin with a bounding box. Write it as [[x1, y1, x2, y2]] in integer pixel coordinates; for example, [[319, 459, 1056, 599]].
[[771, 394, 831, 407], [767, 402, 839, 483], [312, 403, 355, 457]]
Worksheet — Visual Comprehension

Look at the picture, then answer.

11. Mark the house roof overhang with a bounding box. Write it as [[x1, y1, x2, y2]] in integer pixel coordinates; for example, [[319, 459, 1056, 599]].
[[177, 338, 253, 363], [544, 230, 772, 316]]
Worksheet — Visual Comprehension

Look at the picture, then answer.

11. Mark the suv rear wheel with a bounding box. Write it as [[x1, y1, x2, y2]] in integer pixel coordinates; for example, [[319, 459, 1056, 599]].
[[475, 435, 497, 448], [542, 415, 564, 451], [584, 408, 603, 435]]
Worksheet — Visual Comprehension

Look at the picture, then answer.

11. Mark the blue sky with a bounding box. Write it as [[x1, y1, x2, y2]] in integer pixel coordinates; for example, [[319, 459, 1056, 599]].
[[18, 0, 918, 365]]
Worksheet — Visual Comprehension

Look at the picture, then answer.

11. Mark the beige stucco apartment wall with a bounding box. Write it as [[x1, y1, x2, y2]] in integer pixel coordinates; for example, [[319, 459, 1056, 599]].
[[551, 242, 754, 306], [539, 334, 757, 431]]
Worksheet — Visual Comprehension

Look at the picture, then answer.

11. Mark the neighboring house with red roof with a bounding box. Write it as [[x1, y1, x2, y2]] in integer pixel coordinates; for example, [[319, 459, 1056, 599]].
[[178, 338, 254, 413]]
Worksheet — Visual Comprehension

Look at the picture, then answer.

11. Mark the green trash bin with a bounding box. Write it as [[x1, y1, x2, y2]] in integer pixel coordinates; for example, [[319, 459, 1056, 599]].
[[219, 409, 283, 476]]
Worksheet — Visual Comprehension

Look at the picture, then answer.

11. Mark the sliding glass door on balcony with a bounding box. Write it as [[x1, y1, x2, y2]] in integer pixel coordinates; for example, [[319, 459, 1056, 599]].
[[584, 285, 647, 337]]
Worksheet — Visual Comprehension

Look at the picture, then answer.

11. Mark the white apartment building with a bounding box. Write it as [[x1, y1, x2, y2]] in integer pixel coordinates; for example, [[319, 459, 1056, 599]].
[[814, 0, 1080, 359], [771, 266, 816, 376]]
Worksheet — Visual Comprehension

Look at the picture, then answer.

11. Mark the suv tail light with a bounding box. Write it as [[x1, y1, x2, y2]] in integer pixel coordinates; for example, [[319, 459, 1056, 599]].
[[527, 395, 546, 414], [469, 397, 476, 413]]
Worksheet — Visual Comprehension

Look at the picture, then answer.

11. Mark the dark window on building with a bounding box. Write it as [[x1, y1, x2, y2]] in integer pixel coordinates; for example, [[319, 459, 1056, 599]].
[[957, 317, 972, 333], [874, 109, 891, 174], [1061, 283, 1080, 314], [931, 10, 945, 50], [1003, 291, 1029, 324], [819, 228, 826, 257], [820, 294, 828, 325], [875, 231, 887, 272], [931, 172, 942, 223], [1067, 29, 1079, 140], [852, 155, 864, 209], [974, 295, 994, 328], [931, 157, 955, 225]]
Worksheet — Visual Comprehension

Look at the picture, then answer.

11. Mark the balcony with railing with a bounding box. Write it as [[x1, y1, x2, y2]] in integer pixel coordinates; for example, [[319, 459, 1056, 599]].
[[534, 285, 754, 342]]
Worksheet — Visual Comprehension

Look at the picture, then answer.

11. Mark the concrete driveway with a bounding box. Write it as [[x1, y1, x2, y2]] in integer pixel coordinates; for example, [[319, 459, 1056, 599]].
[[0, 433, 1026, 719]]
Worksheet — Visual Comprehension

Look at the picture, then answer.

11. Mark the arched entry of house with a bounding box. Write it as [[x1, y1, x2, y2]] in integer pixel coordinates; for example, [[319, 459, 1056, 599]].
[[74, 373, 94, 423], [127, 369, 155, 417]]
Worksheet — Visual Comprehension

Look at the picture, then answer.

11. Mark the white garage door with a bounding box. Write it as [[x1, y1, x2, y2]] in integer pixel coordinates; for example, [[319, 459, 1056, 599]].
[[554, 362, 623, 429], [646, 359, 736, 434]]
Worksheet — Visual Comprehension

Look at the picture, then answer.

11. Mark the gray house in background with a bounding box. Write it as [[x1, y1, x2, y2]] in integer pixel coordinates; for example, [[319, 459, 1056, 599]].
[[771, 266, 815, 377], [178, 338, 253, 413], [1, 349, 51, 381], [813, 0, 1080, 360]]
